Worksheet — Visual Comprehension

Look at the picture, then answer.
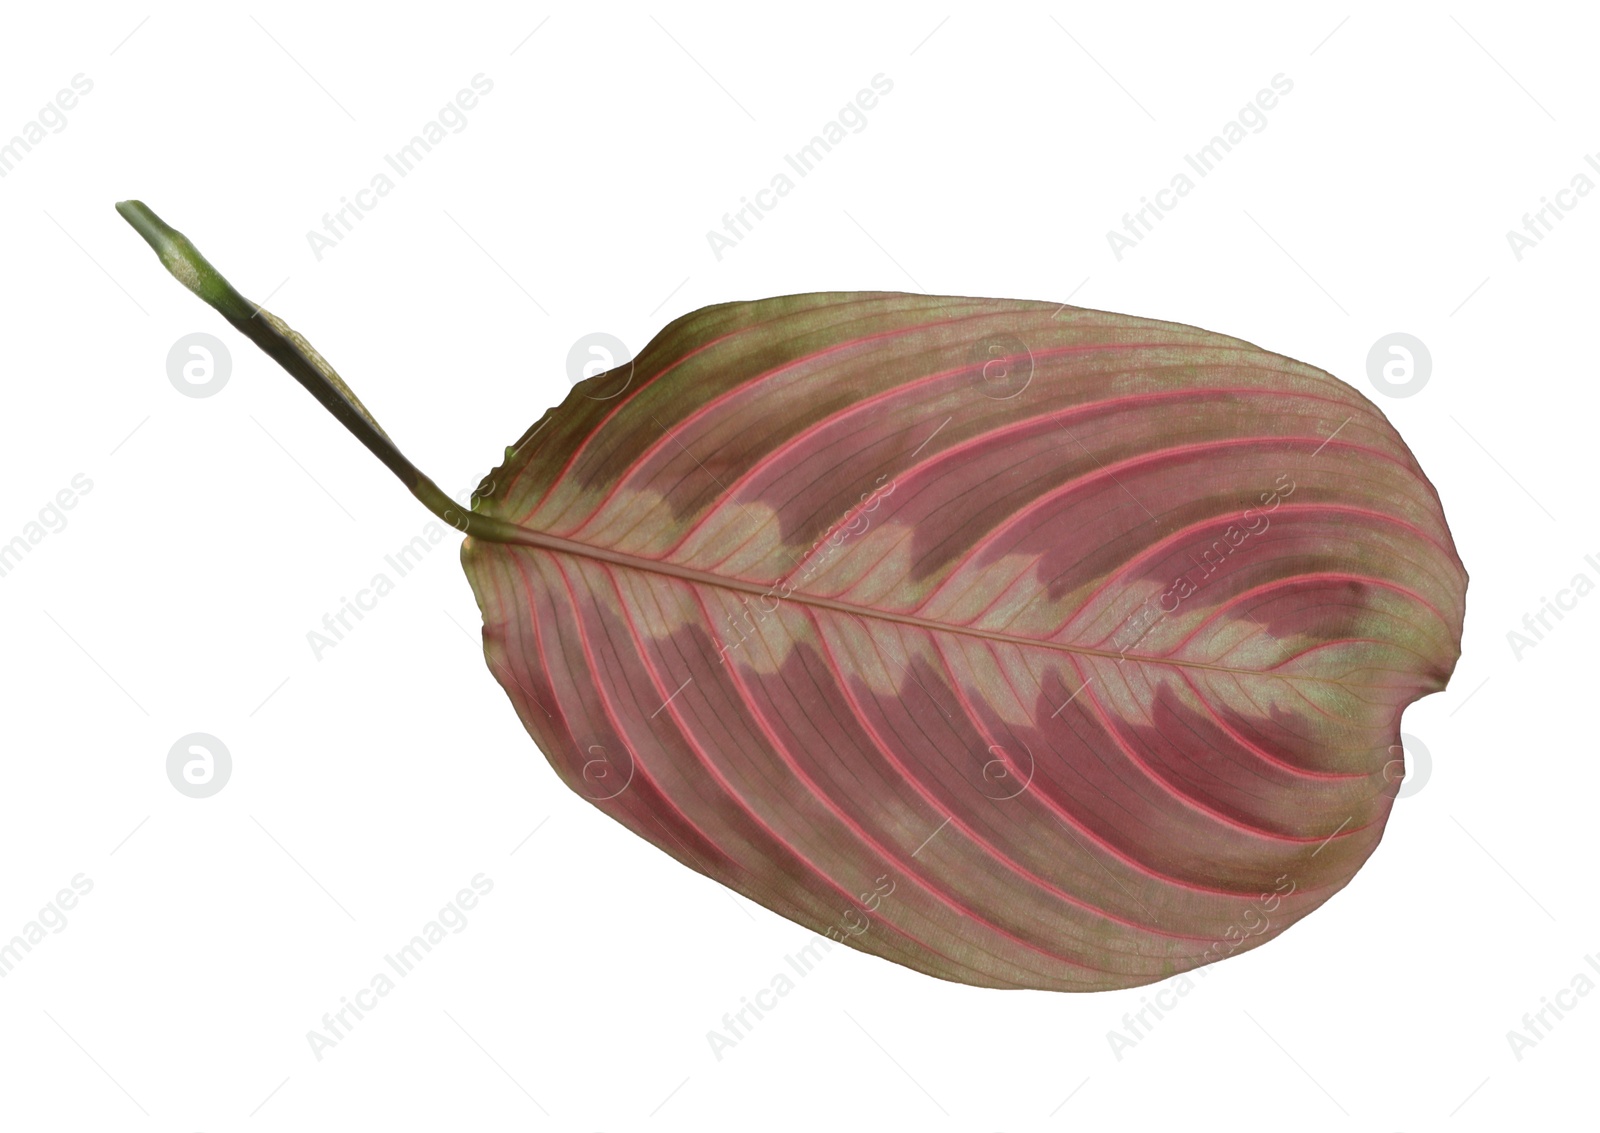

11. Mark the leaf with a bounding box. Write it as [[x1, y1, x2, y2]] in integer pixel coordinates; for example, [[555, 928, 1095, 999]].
[[115, 205, 1466, 992], [462, 292, 1466, 991]]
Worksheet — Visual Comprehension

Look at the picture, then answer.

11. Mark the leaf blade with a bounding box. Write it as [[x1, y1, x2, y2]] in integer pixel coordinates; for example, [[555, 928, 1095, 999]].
[[463, 292, 1466, 991]]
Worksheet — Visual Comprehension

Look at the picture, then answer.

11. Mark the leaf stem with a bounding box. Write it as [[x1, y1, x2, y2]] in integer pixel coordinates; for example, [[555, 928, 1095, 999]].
[[114, 200, 524, 543]]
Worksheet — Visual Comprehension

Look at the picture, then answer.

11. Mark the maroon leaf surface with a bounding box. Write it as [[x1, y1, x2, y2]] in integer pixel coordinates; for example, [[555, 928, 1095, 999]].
[[463, 292, 1467, 991]]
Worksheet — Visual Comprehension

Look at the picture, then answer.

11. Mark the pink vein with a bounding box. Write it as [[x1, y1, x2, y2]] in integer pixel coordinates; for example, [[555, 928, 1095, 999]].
[[647, 348, 1234, 556], [922, 630, 1298, 897], [806, 601, 1302, 912], [1171, 667, 1370, 781], [1031, 502, 1457, 646], [914, 433, 1420, 617], [681, 588, 1151, 978], [1163, 571, 1451, 657], [576, 557, 1016, 982], [1060, 651, 1380, 846], [475, 522, 1408, 687], [535, 301, 1013, 531]]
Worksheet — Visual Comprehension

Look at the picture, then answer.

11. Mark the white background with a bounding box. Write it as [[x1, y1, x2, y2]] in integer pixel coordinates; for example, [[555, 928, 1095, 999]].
[[0, 3, 1593, 1130]]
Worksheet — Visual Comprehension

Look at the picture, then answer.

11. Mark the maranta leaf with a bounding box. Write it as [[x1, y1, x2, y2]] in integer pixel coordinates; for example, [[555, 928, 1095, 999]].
[[118, 204, 1466, 991]]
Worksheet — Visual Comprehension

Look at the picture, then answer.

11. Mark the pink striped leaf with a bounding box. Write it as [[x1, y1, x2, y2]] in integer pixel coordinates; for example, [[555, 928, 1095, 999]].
[[462, 292, 1466, 992], [112, 206, 1465, 992]]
